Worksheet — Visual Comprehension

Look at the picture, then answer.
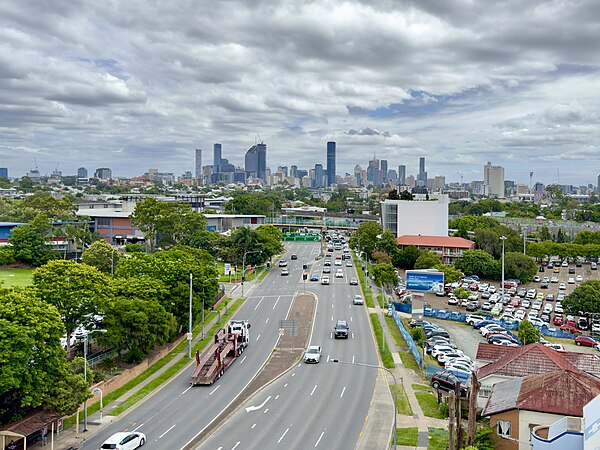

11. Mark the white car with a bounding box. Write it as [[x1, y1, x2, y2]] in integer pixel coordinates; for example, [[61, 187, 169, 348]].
[[431, 345, 459, 358], [568, 277, 576, 284], [559, 282, 567, 290], [515, 309, 526, 320], [551, 276, 559, 283], [448, 296, 458, 306], [353, 294, 364, 305], [303, 345, 322, 363], [544, 343, 565, 351], [488, 286, 497, 294], [576, 275, 583, 282], [321, 276, 330, 285], [335, 269, 344, 278], [101, 432, 146, 450], [334, 259, 342, 266]]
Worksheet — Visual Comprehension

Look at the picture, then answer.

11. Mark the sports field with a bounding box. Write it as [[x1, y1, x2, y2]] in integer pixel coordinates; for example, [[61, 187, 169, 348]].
[[0, 268, 34, 287]]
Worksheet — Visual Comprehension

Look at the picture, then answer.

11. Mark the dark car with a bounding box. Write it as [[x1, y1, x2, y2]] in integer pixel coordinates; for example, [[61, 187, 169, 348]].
[[568, 267, 576, 274], [430, 371, 468, 396], [310, 273, 319, 282], [575, 336, 599, 347], [290, 254, 298, 260], [426, 329, 450, 339], [466, 302, 479, 312], [334, 320, 349, 339]]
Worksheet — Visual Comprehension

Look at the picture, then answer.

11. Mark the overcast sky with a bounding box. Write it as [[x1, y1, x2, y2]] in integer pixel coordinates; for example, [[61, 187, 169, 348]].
[[1, 0, 599, 186]]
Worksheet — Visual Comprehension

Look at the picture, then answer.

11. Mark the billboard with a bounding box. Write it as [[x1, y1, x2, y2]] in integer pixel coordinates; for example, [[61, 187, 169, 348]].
[[405, 270, 445, 293]]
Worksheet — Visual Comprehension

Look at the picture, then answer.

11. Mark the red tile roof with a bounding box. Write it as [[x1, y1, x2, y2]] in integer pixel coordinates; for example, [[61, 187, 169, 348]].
[[476, 343, 600, 376], [396, 235, 475, 248], [483, 369, 600, 417], [477, 343, 579, 379]]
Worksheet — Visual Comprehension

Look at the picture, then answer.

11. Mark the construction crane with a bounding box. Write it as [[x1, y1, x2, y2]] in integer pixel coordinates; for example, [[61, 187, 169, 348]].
[[256, 132, 263, 144], [457, 172, 463, 185]]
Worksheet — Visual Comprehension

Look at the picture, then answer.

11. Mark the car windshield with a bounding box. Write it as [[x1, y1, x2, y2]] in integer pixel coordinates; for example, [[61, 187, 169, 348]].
[[307, 348, 319, 354]]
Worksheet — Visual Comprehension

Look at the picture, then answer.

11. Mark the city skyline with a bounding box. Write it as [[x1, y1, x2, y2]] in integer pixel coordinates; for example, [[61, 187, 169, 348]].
[[1, 2, 600, 185]]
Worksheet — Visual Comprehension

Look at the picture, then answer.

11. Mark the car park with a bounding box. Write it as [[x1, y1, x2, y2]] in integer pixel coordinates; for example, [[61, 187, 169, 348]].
[[303, 345, 322, 363], [349, 277, 358, 285], [521, 299, 531, 309], [353, 294, 364, 305], [488, 286, 497, 293], [101, 432, 146, 450], [576, 275, 583, 282], [575, 336, 599, 347], [430, 371, 468, 396]]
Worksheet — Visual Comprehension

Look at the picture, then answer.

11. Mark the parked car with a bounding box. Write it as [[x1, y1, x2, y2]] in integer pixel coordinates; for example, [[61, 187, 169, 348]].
[[560, 324, 582, 334], [321, 276, 330, 285], [310, 273, 319, 282], [575, 336, 599, 347], [430, 371, 468, 396], [576, 275, 584, 282]]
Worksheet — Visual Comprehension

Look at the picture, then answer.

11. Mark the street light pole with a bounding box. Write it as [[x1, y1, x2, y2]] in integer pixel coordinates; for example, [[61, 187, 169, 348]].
[[241, 250, 259, 297], [523, 228, 527, 255], [83, 329, 106, 432], [188, 272, 193, 358], [500, 235, 507, 299], [332, 359, 398, 450]]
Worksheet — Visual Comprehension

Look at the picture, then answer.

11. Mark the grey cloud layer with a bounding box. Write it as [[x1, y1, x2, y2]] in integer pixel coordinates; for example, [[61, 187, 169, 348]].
[[0, 0, 599, 184]]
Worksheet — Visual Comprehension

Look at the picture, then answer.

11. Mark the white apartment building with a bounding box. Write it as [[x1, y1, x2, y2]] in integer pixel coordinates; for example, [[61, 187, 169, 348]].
[[381, 194, 449, 237], [484, 162, 505, 198]]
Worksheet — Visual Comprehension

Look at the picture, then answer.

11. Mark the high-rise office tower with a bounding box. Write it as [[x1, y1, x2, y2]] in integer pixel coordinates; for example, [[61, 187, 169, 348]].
[[417, 157, 427, 186], [367, 157, 379, 186], [483, 162, 505, 198], [314, 164, 324, 188], [0, 168, 7, 178], [245, 143, 267, 181], [77, 167, 87, 178], [95, 167, 112, 180], [326, 141, 336, 186], [597, 174, 600, 195], [195, 149, 202, 179], [213, 144, 222, 175], [398, 165, 406, 185], [290, 165, 298, 178], [381, 160, 388, 183]]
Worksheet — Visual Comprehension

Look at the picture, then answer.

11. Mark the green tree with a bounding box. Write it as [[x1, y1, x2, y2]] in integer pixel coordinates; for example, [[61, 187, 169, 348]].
[[372, 250, 392, 265], [350, 222, 383, 260], [32, 260, 111, 355], [518, 319, 541, 345], [394, 246, 421, 269], [434, 264, 464, 284], [255, 225, 284, 260], [376, 230, 400, 261], [370, 263, 399, 294], [0, 289, 88, 422], [399, 190, 413, 200], [562, 281, 600, 320], [414, 251, 441, 269], [8, 214, 60, 266], [387, 190, 399, 200], [82, 240, 123, 274], [504, 252, 538, 283], [455, 250, 500, 280], [225, 193, 275, 215]]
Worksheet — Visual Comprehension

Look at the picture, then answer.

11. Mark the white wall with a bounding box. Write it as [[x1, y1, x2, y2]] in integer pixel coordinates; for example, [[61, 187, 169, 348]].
[[382, 195, 449, 237]]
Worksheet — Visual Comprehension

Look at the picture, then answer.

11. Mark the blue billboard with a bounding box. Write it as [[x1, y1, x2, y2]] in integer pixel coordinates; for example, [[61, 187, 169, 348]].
[[405, 270, 445, 293]]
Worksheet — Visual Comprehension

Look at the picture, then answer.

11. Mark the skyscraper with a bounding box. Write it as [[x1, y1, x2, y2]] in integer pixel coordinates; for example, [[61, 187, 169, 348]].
[[326, 141, 336, 186], [0, 168, 7, 178], [245, 143, 267, 181], [314, 164, 324, 188], [213, 144, 222, 175], [417, 157, 427, 186], [77, 167, 87, 178], [195, 149, 202, 179], [483, 162, 505, 198], [381, 160, 388, 183], [398, 165, 406, 185], [290, 165, 298, 178]]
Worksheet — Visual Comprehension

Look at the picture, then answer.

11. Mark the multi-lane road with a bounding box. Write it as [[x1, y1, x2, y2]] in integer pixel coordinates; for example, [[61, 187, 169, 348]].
[[81, 241, 379, 450]]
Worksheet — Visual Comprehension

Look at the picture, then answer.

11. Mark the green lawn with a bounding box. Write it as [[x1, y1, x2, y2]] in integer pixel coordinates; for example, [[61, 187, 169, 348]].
[[415, 392, 448, 419], [428, 428, 449, 450], [0, 268, 33, 287], [392, 383, 413, 416], [412, 383, 432, 392], [395, 427, 418, 446], [370, 313, 394, 369]]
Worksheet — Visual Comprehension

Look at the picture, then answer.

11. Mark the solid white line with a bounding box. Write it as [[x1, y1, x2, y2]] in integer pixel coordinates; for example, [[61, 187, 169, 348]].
[[331, 315, 333, 321], [209, 385, 221, 396], [314, 431, 325, 447], [256, 334, 261, 342], [180, 385, 193, 396], [292, 372, 295, 377], [239, 355, 247, 364], [254, 297, 264, 311], [326, 355, 330, 362], [340, 386, 346, 398], [231, 442, 241, 450], [159, 424, 176, 439], [278, 428, 290, 443], [310, 384, 317, 396], [331, 303, 334, 308]]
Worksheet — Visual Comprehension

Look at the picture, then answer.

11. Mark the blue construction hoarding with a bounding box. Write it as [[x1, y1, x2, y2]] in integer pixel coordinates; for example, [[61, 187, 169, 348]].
[[405, 270, 445, 293]]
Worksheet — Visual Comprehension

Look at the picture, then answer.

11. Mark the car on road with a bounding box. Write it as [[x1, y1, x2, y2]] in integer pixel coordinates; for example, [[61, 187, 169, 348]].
[[323, 267, 331, 274], [334, 320, 349, 339], [310, 273, 319, 282], [303, 345, 322, 363], [334, 259, 342, 266], [278, 260, 288, 267], [324, 259, 331, 266], [353, 294, 364, 305], [290, 254, 298, 260], [321, 276, 330, 285], [281, 268, 289, 276], [349, 277, 358, 285], [101, 432, 146, 450], [575, 336, 599, 347], [335, 269, 344, 278], [346, 261, 352, 267], [430, 371, 468, 396]]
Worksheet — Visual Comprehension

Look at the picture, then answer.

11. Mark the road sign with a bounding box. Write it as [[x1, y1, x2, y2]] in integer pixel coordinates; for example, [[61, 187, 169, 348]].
[[187, 332, 193, 340], [279, 328, 285, 336]]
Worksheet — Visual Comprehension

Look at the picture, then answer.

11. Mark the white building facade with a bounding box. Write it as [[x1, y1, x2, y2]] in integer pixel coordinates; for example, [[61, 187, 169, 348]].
[[484, 162, 505, 198], [381, 194, 449, 237]]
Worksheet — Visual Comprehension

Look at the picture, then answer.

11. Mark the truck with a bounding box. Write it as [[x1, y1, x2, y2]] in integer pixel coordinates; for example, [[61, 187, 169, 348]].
[[190, 320, 251, 385]]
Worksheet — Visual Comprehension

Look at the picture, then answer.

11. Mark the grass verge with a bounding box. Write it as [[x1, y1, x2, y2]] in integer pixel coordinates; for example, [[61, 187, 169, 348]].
[[415, 392, 448, 419], [395, 427, 418, 447], [412, 383, 432, 392], [370, 313, 394, 369], [428, 428, 449, 450], [62, 297, 244, 429], [384, 316, 427, 378], [392, 383, 413, 416], [354, 255, 375, 308]]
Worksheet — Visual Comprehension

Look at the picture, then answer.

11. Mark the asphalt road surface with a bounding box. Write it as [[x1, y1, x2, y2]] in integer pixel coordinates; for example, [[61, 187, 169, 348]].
[[198, 243, 379, 450]]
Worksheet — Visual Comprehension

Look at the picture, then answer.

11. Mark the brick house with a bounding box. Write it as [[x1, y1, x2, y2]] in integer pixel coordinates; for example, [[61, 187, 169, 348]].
[[395, 235, 475, 264]]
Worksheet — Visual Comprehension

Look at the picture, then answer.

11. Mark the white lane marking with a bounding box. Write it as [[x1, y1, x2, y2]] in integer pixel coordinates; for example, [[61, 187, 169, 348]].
[[133, 423, 144, 432], [275, 395, 280, 400], [332, 294, 335, 298], [340, 386, 347, 398], [352, 355, 355, 364], [273, 296, 280, 310], [218, 447, 223, 450], [181, 385, 193, 395], [246, 395, 271, 412], [278, 428, 290, 443], [350, 317, 353, 322], [209, 385, 221, 396], [292, 372, 296, 377], [159, 424, 176, 439], [254, 297, 264, 311], [330, 332, 333, 339], [352, 332, 355, 339], [256, 334, 261, 342], [326, 355, 330, 363], [331, 304, 334, 308], [264, 408, 269, 413], [315, 431, 325, 447], [331, 315, 333, 321], [239, 355, 247, 364], [251, 424, 256, 429], [284, 383, 288, 388], [231, 442, 241, 450], [265, 317, 269, 324], [310, 384, 318, 396]]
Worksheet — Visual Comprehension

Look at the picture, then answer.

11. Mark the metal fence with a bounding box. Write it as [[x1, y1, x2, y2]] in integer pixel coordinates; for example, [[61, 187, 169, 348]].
[[391, 308, 422, 367]]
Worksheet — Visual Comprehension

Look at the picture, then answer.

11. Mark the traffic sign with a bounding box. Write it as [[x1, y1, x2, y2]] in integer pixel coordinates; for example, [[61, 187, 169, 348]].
[[187, 332, 193, 340], [279, 328, 285, 336]]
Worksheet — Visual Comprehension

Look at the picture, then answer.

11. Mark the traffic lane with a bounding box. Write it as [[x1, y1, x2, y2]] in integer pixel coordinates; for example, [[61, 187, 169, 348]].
[[81, 269, 299, 448]]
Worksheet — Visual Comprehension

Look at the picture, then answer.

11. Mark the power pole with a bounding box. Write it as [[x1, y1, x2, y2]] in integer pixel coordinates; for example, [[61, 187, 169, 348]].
[[455, 381, 463, 449], [448, 391, 456, 450], [466, 371, 480, 446]]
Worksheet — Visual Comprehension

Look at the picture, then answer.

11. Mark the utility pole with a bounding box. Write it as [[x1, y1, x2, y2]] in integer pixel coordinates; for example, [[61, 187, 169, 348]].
[[466, 371, 480, 447], [455, 381, 463, 449], [448, 390, 456, 450]]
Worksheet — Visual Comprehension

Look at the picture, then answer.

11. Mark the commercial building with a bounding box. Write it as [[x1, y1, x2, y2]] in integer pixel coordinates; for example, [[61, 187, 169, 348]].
[[213, 143, 222, 175], [77, 167, 87, 178], [0, 168, 7, 178], [245, 143, 267, 181], [94, 167, 112, 180], [396, 235, 475, 264], [417, 157, 427, 186], [314, 164, 324, 188], [484, 162, 505, 198], [326, 141, 336, 186], [381, 194, 449, 237], [398, 165, 406, 185], [195, 149, 202, 180]]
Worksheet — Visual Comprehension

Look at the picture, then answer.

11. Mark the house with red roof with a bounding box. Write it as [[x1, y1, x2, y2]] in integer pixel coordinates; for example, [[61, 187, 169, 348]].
[[396, 235, 475, 264], [482, 369, 600, 450]]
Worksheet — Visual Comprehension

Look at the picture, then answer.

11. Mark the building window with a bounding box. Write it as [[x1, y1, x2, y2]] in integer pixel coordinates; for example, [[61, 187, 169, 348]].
[[497, 420, 512, 437], [97, 218, 111, 226]]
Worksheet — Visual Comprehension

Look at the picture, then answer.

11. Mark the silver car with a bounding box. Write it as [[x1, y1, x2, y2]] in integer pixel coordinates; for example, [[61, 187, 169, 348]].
[[304, 345, 322, 363]]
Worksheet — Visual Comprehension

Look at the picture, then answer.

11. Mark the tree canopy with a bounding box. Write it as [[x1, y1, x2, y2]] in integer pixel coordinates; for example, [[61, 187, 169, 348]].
[[414, 251, 441, 269], [81, 240, 123, 274], [562, 280, 600, 318], [518, 319, 541, 345]]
